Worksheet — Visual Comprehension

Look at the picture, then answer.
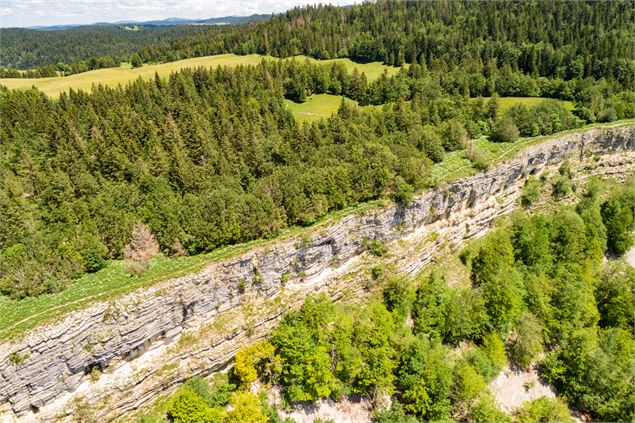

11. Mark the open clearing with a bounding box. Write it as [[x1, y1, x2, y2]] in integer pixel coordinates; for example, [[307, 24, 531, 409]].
[[285, 94, 356, 123], [286, 95, 575, 124], [480, 96, 575, 112], [0, 54, 402, 98]]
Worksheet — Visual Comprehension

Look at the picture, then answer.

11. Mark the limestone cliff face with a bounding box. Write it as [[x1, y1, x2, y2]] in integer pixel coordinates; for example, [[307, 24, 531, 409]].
[[1, 126, 634, 422]]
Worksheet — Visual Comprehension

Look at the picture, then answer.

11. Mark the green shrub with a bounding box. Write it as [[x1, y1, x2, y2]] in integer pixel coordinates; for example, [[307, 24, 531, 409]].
[[167, 386, 224, 423], [516, 397, 574, 423], [489, 117, 519, 143], [367, 239, 388, 257], [521, 177, 542, 207]]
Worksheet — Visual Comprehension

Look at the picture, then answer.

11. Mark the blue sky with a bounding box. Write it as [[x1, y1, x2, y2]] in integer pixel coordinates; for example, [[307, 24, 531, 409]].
[[0, 0, 357, 28]]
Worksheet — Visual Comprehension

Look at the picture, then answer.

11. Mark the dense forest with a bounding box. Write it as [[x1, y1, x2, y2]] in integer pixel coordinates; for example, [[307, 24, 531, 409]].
[[1, 47, 634, 299], [2, 0, 633, 89], [137, 183, 634, 423], [136, 0, 633, 89], [0, 25, 208, 75]]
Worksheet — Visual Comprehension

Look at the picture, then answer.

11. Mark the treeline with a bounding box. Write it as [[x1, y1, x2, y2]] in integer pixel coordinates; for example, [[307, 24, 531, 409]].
[[3, 1, 633, 89], [147, 184, 634, 423], [2, 56, 633, 299], [135, 1, 634, 88], [0, 25, 207, 75]]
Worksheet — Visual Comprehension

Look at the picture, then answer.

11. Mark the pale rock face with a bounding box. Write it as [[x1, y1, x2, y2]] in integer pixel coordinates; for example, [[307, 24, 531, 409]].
[[0, 126, 634, 422]]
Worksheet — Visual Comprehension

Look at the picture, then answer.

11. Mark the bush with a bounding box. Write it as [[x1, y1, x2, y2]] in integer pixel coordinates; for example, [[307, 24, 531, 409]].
[[421, 130, 445, 163], [367, 239, 388, 257], [466, 142, 488, 171], [225, 391, 268, 423], [81, 248, 107, 273], [125, 259, 149, 276], [521, 177, 542, 207], [509, 312, 544, 369], [516, 397, 574, 423], [167, 386, 224, 423], [440, 119, 468, 151], [393, 177, 415, 206], [551, 175, 572, 199], [233, 340, 276, 387], [489, 117, 519, 143]]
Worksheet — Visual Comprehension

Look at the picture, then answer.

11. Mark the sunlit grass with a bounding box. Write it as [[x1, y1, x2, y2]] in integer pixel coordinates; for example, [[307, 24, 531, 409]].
[[0, 54, 401, 98], [285, 94, 356, 123]]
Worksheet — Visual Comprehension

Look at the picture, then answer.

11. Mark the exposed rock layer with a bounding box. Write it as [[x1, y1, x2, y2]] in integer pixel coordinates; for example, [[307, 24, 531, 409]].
[[1, 126, 634, 422]]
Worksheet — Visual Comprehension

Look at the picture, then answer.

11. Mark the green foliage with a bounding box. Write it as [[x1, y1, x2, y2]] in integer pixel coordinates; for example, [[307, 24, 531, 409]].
[[8, 351, 29, 365], [420, 130, 445, 163], [515, 397, 574, 423], [167, 385, 224, 423], [225, 391, 268, 423], [367, 239, 388, 257], [453, 363, 485, 402], [233, 340, 276, 387], [509, 312, 544, 369], [373, 402, 419, 423], [601, 189, 634, 255], [130, 54, 143, 68], [489, 116, 519, 143], [397, 337, 454, 420], [412, 273, 487, 344], [383, 275, 415, 320], [468, 391, 512, 423], [542, 327, 634, 421], [551, 175, 572, 199], [596, 261, 635, 330], [393, 177, 414, 206], [80, 248, 107, 273], [521, 177, 542, 208]]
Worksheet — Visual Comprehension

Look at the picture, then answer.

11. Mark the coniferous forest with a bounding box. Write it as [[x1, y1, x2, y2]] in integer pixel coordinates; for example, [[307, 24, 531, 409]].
[[0, 1, 634, 422]]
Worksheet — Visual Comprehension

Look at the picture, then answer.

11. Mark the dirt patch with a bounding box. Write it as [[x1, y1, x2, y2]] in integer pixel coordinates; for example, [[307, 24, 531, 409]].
[[277, 395, 372, 423], [489, 365, 556, 413]]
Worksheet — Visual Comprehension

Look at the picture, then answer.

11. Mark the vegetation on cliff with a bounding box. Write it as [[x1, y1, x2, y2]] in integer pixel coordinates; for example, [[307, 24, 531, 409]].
[[142, 181, 634, 423]]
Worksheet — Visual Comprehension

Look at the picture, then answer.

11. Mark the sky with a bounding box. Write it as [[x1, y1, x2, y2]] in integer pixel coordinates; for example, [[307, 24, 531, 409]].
[[0, 0, 357, 28]]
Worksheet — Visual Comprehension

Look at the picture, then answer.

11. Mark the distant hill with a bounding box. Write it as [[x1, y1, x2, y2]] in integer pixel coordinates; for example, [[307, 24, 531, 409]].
[[1, 14, 270, 69], [26, 14, 270, 30]]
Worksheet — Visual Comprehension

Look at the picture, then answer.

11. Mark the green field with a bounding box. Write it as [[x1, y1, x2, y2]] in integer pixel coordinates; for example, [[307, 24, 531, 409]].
[[285, 94, 356, 123], [480, 96, 575, 112], [0, 54, 402, 98], [0, 119, 631, 341], [286, 95, 575, 124]]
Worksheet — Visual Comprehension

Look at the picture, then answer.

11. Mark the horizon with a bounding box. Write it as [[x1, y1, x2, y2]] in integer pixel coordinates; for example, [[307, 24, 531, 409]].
[[0, 0, 357, 29]]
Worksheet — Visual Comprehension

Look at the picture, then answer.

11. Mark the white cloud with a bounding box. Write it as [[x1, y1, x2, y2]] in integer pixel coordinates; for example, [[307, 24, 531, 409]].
[[0, 0, 358, 28]]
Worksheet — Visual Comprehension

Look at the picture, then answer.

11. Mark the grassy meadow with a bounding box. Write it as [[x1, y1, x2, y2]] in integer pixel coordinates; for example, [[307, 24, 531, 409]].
[[284, 94, 356, 123], [0, 54, 402, 98]]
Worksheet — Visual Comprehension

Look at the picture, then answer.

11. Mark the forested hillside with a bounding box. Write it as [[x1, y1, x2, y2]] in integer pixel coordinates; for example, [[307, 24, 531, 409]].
[[136, 0, 634, 88], [0, 25, 207, 74]]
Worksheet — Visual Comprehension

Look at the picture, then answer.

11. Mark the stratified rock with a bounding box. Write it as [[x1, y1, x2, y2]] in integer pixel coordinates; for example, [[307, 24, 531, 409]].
[[0, 126, 633, 422]]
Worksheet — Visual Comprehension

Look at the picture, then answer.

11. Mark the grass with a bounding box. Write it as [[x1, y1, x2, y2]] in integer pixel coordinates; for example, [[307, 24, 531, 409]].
[[0, 116, 631, 340], [290, 55, 403, 81], [478, 96, 575, 112], [0, 54, 402, 98], [285, 94, 356, 123]]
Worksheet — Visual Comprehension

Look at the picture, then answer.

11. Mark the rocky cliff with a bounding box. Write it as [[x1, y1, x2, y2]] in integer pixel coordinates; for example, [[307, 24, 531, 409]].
[[1, 126, 634, 422]]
